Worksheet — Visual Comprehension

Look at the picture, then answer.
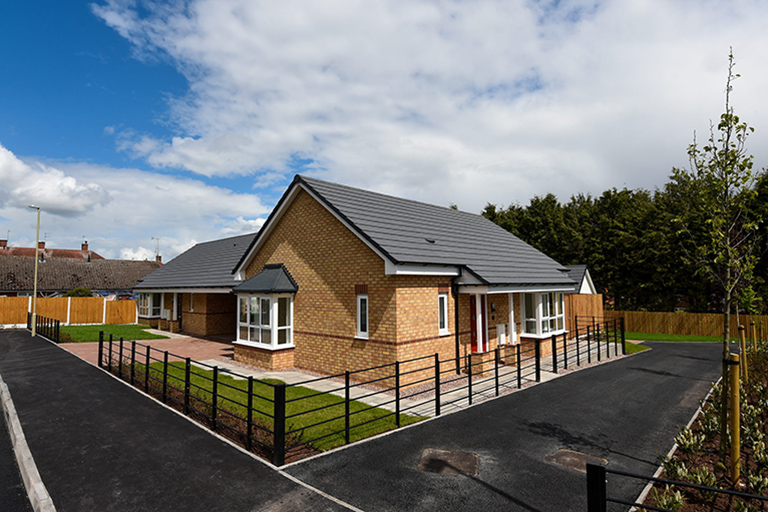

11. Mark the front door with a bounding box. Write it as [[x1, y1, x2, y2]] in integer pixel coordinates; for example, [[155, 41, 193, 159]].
[[470, 295, 488, 353]]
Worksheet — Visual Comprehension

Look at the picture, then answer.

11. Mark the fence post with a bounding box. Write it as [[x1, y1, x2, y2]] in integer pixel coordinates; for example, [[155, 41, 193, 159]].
[[130, 341, 136, 385], [620, 317, 626, 355], [144, 345, 150, 393], [55, 320, 60, 343], [596, 327, 601, 362], [108, 334, 113, 373], [563, 332, 568, 370], [576, 329, 581, 366], [551, 335, 558, 372], [574, 315, 578, 333], [535, 341, 541, 382], [434, 355, 441, 417], [273, 384, 286, 467], [184, 357, 191, 415], [118, 337, 124, 378], [26, 311, 30, 330], [494, 347, 500, 396], [162, 351, 169, 404], [587, 326, 592, 364], [586, 461, 607, 512], [246, 377, 253, 452], [516, 344, 522, 388], [212, 366, 219, 432], [345, 371, 351, 444], [98, 331, 104, 368], [751, 321, 757, 354], [613, 319, 619, 357], [467, 355, 473, 405], [395, 362, 401, 428]]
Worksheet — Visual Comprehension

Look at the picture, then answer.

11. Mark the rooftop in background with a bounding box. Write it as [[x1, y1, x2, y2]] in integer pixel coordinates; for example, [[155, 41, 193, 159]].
[[135, 233, 257, 290], [0, 255, 161, 294], [0, 240, 105, 261]]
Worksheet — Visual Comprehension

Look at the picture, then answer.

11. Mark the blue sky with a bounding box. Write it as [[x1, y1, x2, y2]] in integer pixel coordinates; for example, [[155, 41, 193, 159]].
[[1, 0, 767, 261]]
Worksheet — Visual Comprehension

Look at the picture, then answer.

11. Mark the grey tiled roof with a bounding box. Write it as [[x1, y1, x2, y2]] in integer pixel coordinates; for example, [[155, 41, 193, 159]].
[[0, 256, 160, 293], [297, 176, 573, 287], [232, 264, 298, 294], [565, 264, 588, 292], [136, 233, 256, 289]]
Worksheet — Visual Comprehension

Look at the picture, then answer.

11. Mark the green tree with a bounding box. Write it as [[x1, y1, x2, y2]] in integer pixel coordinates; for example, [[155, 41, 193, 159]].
[[63, 287, 93, 297], [670, 51, 763, 458]]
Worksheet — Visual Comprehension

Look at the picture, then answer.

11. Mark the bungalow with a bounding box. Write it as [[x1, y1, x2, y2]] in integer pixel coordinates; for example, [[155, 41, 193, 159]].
[[229, 175, 577, 379], [133, 233, 256, 337]]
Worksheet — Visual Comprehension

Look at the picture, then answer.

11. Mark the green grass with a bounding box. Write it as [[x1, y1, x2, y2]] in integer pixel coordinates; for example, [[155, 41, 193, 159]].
[[134, 362, 424, 452], [625, 332, 733, 343], [623, 342, 651, 354], [61, 324, 169, 343]]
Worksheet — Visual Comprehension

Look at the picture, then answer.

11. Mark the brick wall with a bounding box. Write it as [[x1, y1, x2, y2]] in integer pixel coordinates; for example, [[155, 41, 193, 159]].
[[177, 293, 237, 337], [236, 344, 295, 371]]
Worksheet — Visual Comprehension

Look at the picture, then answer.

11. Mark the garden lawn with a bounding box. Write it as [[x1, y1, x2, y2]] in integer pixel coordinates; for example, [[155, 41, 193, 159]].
[[623, 341, 650, 354], [139, 362, 424, 452], [61, 324, 169, 343]]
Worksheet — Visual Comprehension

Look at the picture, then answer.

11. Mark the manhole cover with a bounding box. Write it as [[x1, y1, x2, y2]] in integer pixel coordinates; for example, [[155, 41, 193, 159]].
[[418, 448, 479, 476], [545, 449, 608, 473]]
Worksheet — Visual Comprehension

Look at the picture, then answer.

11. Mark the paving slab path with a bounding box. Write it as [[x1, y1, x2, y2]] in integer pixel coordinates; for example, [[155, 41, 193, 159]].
[[0, 330, 351, 512], [284, 341, 725, 511]]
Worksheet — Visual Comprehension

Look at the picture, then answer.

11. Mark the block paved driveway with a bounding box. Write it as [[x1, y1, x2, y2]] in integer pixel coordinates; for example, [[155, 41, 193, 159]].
[[284, 341, 723, 511], [1, 329, 723, 511]]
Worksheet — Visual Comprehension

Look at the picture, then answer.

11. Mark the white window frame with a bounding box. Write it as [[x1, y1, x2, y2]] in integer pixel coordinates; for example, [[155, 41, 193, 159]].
[[522, 292, 565, 337], [356, 294, 369, 339], [139, 292, 162, 318], [235, 294, 294, 350], [438, 292, 449, 336]]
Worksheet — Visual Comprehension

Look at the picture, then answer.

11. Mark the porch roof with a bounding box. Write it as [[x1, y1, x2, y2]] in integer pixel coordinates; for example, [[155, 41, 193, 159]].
[[232, 264, 298, 294], [237, 176, 574, 287]]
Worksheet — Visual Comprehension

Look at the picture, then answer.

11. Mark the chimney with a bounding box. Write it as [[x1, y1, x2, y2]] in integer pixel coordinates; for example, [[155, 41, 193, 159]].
[[38, 241, 45, 250], [81, 241, 89, 251], [0, 239, 6, 249], [156, 254, 162, 264]]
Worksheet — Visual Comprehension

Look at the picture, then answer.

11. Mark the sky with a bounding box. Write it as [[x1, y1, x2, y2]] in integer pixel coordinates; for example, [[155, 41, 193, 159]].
[[1, 0, 767, 262]]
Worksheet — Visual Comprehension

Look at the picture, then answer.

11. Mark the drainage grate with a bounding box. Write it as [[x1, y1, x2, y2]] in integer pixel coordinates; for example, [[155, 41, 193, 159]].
[[545, 449, 608, 473], [418, 448, 479, 476]]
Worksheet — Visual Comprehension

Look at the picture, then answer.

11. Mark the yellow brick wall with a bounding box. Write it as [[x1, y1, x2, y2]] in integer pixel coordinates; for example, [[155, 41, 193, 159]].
[[235, 344, 295, 371]]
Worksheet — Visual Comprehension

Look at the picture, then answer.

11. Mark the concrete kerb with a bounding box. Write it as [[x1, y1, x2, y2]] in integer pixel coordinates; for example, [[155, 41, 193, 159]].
[[630, 374, 724, 511], [0, 375, 56, 512]]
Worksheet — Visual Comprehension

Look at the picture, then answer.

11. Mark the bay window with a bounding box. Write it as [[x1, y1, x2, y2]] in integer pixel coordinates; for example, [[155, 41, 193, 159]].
[[236, 294, 293, 349], [138, 292, 162, 318], [522, 292, 565, 336]]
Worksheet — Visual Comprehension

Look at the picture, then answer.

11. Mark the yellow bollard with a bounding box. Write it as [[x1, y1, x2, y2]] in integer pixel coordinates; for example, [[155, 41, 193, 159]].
[[739, 326, 748, 386], [730, 353, 740, 484]]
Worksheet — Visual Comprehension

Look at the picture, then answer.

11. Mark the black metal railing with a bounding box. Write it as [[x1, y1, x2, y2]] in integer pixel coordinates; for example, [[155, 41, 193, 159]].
[[98, 318, 623, 466], [586, 461, 768, 511], [27, 312, 60, 343]]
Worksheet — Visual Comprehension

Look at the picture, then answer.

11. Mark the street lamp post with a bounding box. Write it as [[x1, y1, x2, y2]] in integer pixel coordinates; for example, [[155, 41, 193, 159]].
[[28, 205, 40, 336]]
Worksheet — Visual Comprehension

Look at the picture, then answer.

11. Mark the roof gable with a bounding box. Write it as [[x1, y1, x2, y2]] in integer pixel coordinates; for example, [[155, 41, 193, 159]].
[[232, 264, 298, 294]]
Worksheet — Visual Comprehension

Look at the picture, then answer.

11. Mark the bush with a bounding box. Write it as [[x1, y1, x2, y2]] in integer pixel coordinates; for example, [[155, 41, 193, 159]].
[[63, 287, 93, 297]]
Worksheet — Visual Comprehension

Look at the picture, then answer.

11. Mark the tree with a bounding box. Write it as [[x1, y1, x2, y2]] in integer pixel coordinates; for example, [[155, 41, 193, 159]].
[[63, 287, 93, 297], [670, 51, 763, 458]]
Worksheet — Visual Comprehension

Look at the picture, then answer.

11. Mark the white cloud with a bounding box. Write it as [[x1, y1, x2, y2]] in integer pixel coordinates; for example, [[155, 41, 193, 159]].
[[0, 143, 269, 261], [91, 0, 768, 210]]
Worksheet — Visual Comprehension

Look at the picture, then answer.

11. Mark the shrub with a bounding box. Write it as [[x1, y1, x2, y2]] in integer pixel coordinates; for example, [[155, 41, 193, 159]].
[[674, 426, 705, 456]]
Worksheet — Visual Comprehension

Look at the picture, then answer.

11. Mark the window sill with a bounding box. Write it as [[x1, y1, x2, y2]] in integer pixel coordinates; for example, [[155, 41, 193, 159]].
[[520, 330, 567, 340], [354, 335, 369, 341], [438, 331, 451, 338], [233, 340, 295, 351]]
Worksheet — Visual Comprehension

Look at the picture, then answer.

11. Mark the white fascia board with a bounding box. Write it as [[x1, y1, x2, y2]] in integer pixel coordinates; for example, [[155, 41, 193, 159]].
[[234, 182, 394, 276], [384, 261, 460, 276], [460, 284, 574, 295], [134, 288, 233, 294]]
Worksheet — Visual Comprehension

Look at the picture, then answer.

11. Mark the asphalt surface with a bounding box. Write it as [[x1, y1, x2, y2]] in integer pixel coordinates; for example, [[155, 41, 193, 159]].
[[0, 400, 33, 512], [285, 342, 724, 511], [0, 330, 348, 512]]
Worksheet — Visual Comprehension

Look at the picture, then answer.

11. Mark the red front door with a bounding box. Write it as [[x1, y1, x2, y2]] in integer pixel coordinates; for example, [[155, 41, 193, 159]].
[[470, 295, 487, 353]]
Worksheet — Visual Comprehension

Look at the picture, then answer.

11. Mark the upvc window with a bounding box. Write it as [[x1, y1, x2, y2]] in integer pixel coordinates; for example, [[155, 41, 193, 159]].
[[139, 292, 162, 318], [356, 294, 369, 339], [522, 292, 565, 336], [236, 294, 293, 349], [438, 292, 449, 336]]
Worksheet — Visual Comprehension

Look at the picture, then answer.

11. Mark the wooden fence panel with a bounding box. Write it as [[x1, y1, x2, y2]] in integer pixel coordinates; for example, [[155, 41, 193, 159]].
[[106, 300, 137, 325], [605, 310, 768, 338], [566, 294, 604, 332], [69, 297, 105, 324], [0, 297, 30, 324], [35, 298, 69, 323]]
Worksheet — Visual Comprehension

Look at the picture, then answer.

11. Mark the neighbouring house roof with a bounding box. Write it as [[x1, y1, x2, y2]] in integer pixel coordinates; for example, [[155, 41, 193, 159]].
[[564, 264, 597, 294], [0, 256, 160, 294], [235, 175, 575, 289], [135, 233, 257, 290], [232, 264, 299, 294], [0, 246, 105, 260]]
